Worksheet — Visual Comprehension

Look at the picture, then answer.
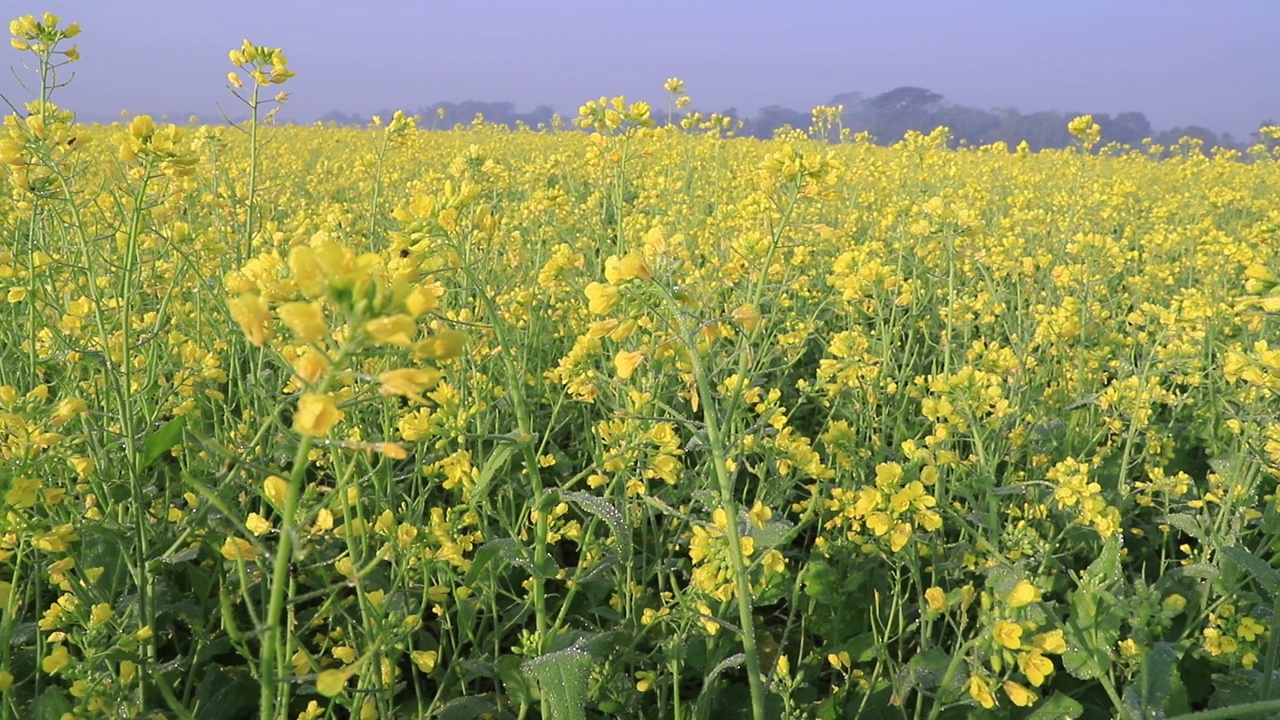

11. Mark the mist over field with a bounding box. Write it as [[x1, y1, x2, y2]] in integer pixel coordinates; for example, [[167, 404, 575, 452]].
[[4, 0, 1277, 144]]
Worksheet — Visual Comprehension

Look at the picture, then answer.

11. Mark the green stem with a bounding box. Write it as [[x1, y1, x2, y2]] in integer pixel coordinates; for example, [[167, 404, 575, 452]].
[[0, 543, 24, 720], [683, 333, 767, 720], [118, 162, 159, 710], [1262, 591, 1280, 700], [257, 343, 349, 719], [259, 430, 317, 720], [22, 206, 38, 389], [242, 85, 260, 263], [449, 229, 553, 714], [925, 639, 974, 720], [367, 133, 389, 241]]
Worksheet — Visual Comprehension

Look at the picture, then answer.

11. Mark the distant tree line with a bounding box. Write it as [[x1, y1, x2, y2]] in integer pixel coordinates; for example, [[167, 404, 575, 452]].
[[318, 100, 556, 132], [318, 87, 1267, 150]]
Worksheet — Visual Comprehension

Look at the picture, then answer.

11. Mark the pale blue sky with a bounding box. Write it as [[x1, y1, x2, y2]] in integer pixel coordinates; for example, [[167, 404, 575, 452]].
[[3, 0, 1276, 137]]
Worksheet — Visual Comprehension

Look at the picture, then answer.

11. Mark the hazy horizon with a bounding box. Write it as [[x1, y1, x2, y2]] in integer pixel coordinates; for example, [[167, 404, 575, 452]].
[[3, 0, 1277, 139]]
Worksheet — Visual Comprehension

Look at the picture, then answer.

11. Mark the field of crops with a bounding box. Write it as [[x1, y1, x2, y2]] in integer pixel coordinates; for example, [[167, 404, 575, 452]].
[[5, 16, 1280, 720]]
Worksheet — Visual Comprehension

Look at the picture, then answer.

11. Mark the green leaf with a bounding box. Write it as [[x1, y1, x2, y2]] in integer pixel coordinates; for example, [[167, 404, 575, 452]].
[[1070, 588, 1098, 631], [1026, 692, 1086, 720], [1160, 514, 1207, 544], [465, 538, 556, 584], [34, 687, 73, 720], [1165, 563, 1220, 583], [523, 642, 593, 720], [1064, 587, 1121, 680], [470, 443, 517, 507], [848, 632, 880, 663], [1081, 536, 1122, 590], [1221, 546, 1280, 599], [1124, 641, 1181, 718], [193, 664, 257, 720], [437, 696, 502, 720], [1206, 668, 1263, 711], [695, 654, 746, 720], [803, 560, 835, 600], [896, 647, 952, 692], [78, 524, 130, 597], [160, 545, 201, 565], [747, 516, 795, 549], [562, 490, 632, 563], [141, 417, 186, 470], [496, 654, 537, 706]]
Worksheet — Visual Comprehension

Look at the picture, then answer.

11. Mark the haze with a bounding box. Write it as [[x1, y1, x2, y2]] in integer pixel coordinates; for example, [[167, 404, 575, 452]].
[[3, 0, 1276, 139]]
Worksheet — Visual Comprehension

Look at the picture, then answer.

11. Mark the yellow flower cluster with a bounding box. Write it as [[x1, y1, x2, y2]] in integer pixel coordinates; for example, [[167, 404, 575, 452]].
[[819, 461, 942, 553], [967, 580, 1067, 709]]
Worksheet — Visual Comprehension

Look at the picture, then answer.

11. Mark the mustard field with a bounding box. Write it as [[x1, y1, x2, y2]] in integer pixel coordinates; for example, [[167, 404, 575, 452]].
[[5, 16, 1280, 720]]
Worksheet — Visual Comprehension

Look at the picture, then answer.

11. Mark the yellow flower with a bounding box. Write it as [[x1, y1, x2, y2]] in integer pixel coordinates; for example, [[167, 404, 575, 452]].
[[614, 350, 645, 379], [732, 303, 761, 331], [924, 586, 947, 613], [604, 253, 652, 284], [0, 670, 12, 691], [1003, 680, 1036, 707], [89, 602, 113, 627], [228, 293, 272, 346], [294, 392, 343, 437], [1018, 649, 1054, 686], [748, 501, 772, 528], [404, 284, 442, 316], [762, 549, 786, 574], [364, 314, 417, 346], [993, 620, 1023, 649], [220, 537, 260, 562], [1007, 579, 1040, 608], [373, 442, 408, 459], [888, 522, 912, 552], [311, 509, 334, 534], [378, 368, 442, 400], [584, 282, 620, 315], [291, 346, 330, 386], [263, 475, 288, 509], [874, 462, 904, 488], [42, 644, 70, 675], [967, 674, 996, 709], [34, 525, 76, 552], [49, 396, 87, 426], [635, 671, 657, 693], [413, 329, 466, 360], [1032, 628, 1066, 654], [5, 478, 39, 508], [1238, 616, 1265, 642], [865, 512, 892, 536], [246, 513, 273, 536], [296, 700, 323, 720], [315, 668, 350, 698], [69, 456, 94, 479], [288, 246, 328, 298], [276, 301, 328, 342], [696, 603, 720, 635]]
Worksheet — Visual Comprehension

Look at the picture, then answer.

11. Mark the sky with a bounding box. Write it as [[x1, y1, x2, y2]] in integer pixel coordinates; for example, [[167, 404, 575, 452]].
[[2, 0, 1277, 138]]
